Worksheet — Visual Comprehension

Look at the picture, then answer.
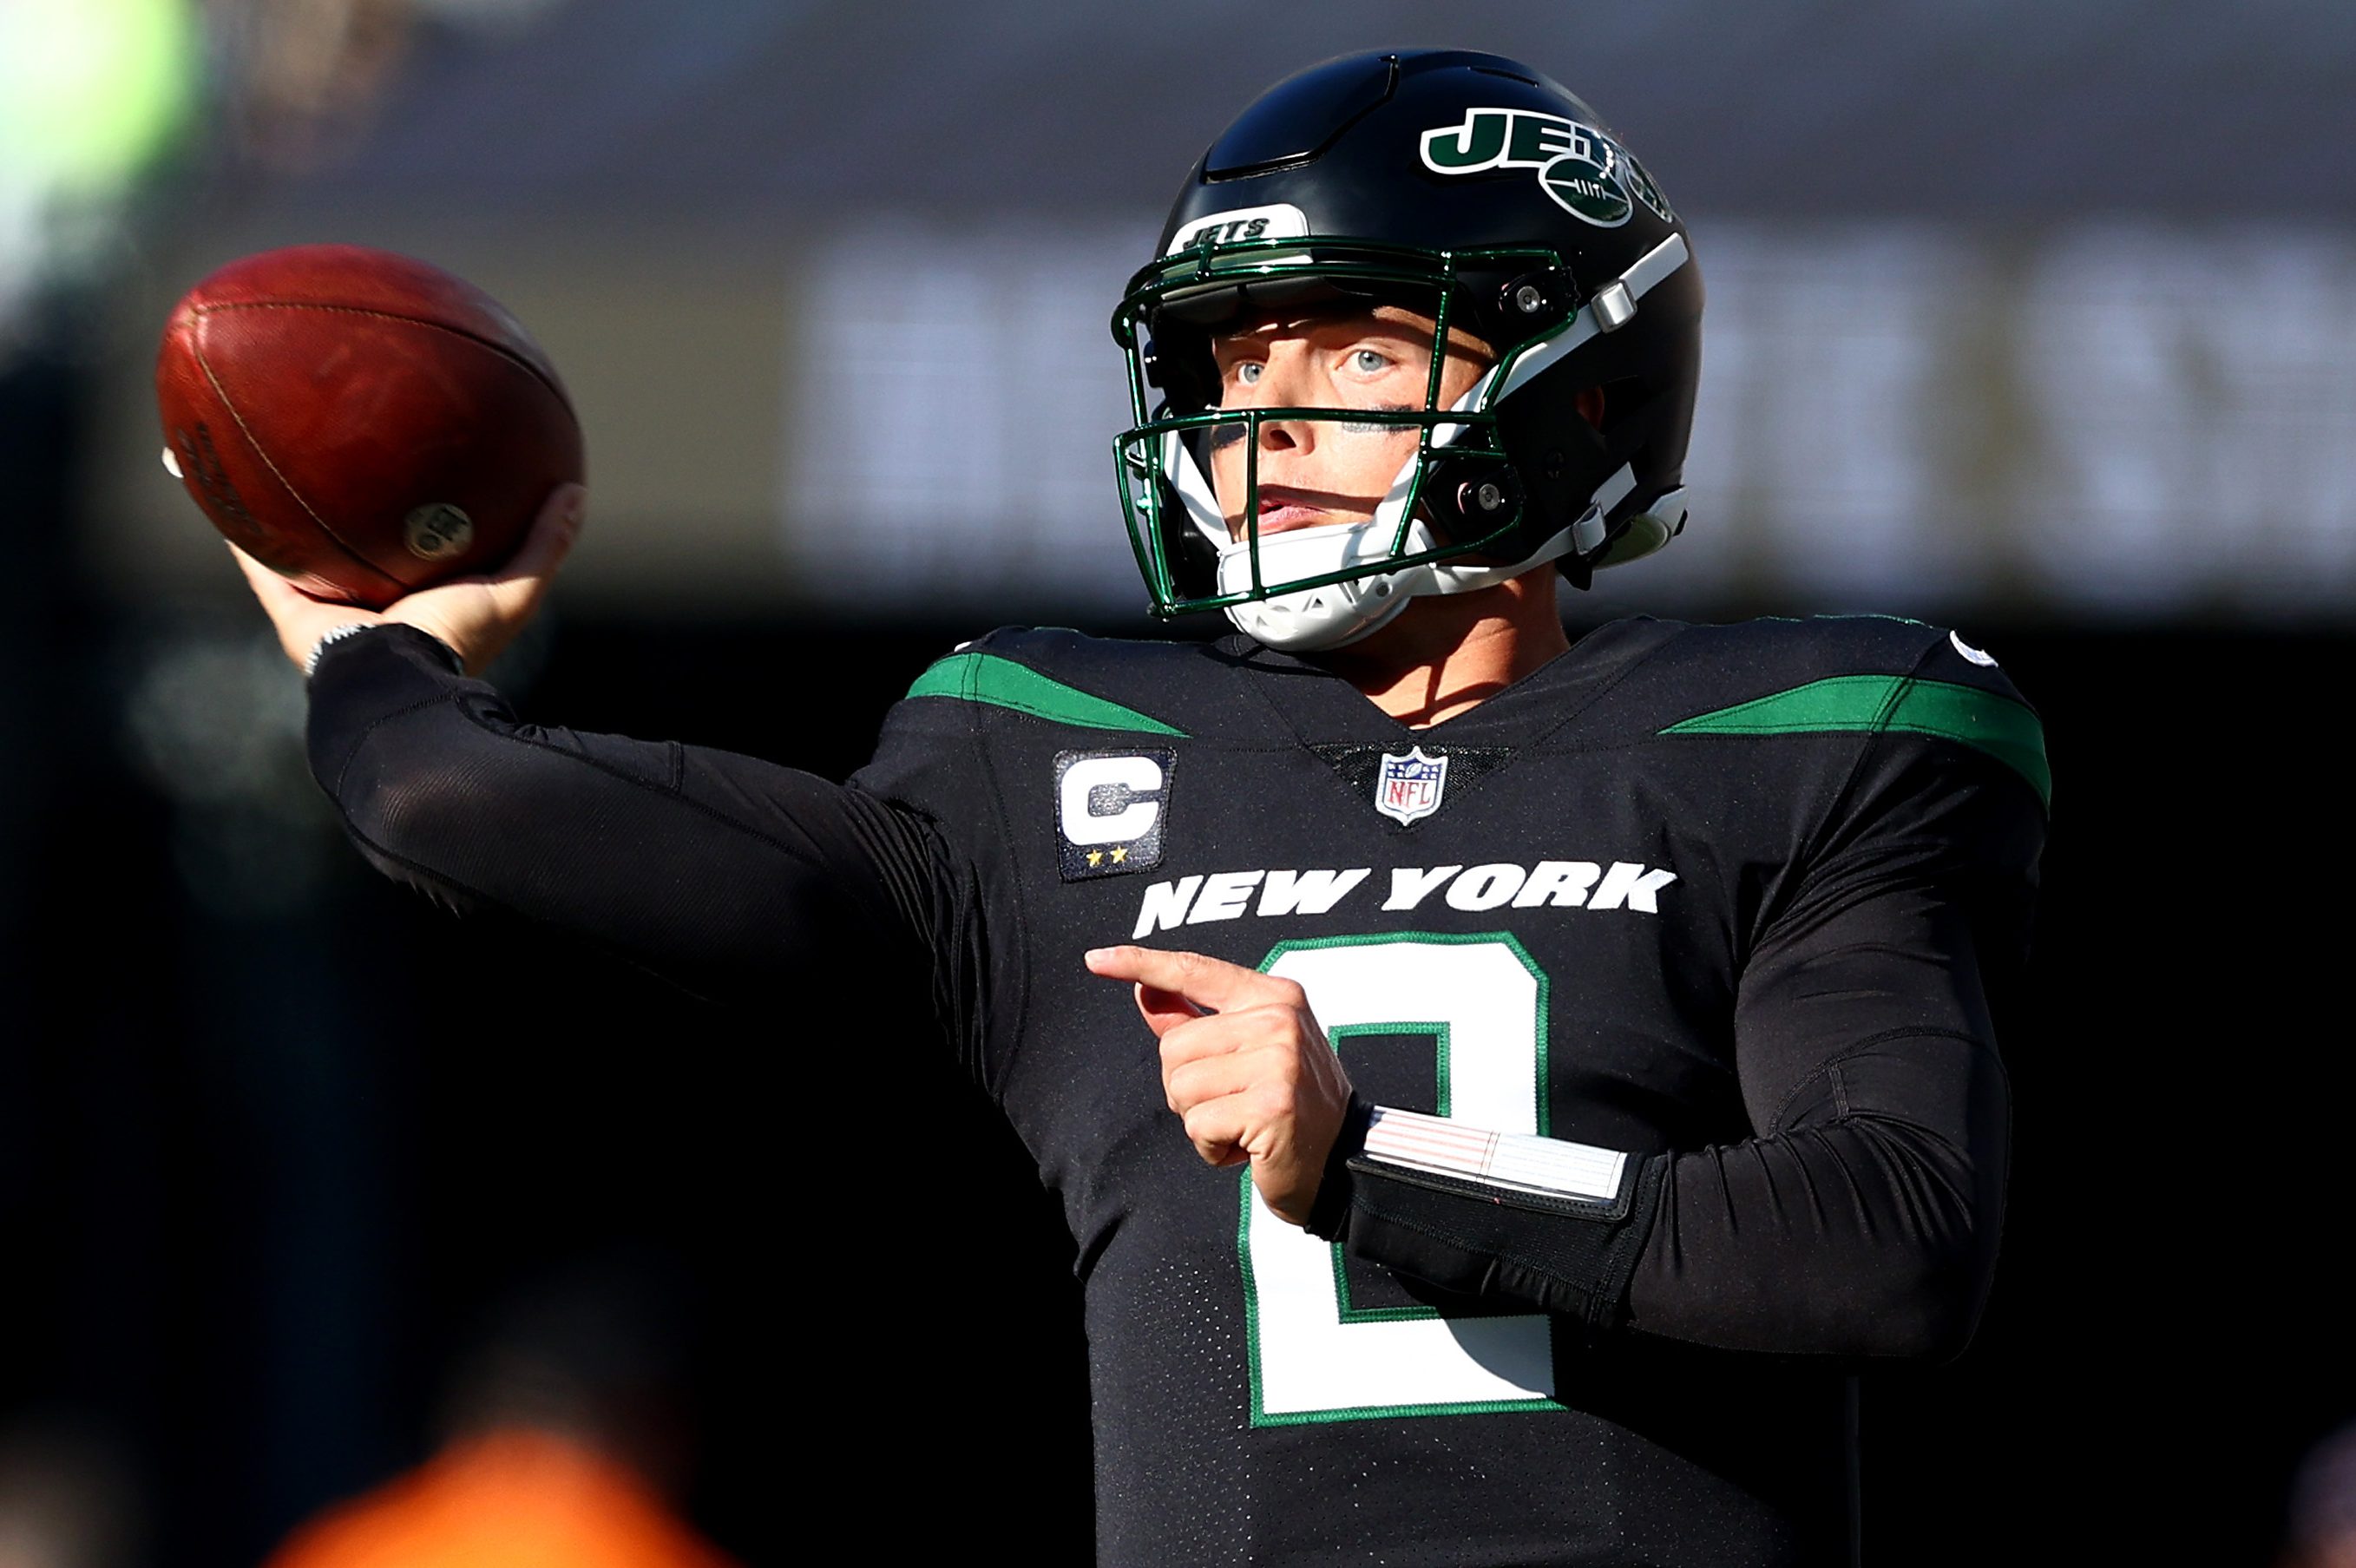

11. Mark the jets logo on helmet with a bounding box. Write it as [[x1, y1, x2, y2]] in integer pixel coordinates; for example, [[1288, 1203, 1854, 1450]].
[[1167, 204, 1309, 256], [1420, 109, 1654, 227], [1618, 153, 1676, 226], [1418, 109, 1676, 228]]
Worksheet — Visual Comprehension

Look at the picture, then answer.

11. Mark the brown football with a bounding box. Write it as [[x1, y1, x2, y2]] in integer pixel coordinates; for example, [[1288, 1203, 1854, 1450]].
[[156, 244, 583, 607]]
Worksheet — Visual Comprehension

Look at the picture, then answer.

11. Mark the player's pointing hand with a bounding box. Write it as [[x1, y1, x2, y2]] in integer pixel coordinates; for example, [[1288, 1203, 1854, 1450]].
[[1085, 945, 1353, 1227]]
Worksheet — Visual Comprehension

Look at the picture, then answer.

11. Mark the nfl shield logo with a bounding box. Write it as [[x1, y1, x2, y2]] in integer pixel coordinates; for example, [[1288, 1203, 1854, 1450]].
[[1374, 746, 1449, 825]]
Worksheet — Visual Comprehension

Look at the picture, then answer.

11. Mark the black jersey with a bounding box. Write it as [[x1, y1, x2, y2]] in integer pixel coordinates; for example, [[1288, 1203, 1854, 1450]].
[[306, 613, 2045, 1567]]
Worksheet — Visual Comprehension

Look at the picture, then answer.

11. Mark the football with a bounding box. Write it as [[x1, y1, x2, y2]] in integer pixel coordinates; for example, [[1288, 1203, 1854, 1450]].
[[156, 244, 584, 607]]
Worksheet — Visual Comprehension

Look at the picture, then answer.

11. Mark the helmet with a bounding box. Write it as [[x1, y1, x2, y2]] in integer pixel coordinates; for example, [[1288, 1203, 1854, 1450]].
[[1111, 49, 1703, 650]]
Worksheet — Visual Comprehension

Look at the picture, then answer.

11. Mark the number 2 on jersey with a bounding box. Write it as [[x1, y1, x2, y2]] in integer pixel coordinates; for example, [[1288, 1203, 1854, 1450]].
[[1243, 933, 1565, 1426]]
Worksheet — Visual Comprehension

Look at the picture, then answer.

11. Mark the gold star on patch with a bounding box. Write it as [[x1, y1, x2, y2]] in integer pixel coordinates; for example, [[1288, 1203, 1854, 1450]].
[[1110, 847, 1129, 863], [1086, 850, 1104, 867]]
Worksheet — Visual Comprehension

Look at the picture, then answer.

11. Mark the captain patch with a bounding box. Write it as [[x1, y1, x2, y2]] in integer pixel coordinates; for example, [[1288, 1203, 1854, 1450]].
[[1055, 749, 1174, 882]]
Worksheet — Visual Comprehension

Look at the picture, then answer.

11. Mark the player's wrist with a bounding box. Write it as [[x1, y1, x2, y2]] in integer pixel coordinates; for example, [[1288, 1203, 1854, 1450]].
[[304, 620, 384, 678], [378, 591, 532, 677], [1304, 1095, 1373, 1240], [304, 620, 464, 681]]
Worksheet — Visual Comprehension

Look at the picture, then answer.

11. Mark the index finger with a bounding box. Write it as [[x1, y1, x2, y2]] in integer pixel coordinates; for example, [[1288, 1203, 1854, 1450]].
[[228, 541, 338, 612], [1084, 944, 1289, 1013]]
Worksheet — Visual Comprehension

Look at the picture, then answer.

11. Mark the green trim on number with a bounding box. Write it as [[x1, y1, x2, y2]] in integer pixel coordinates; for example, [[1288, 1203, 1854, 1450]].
[[1240, 932, 1563, 1427], [1659, 674, 2051, 807], [1247, 1394, 1569, 1428], [1251, 929, 1551, 1134], [1236, 1151, 1264, 1410], [903, 652, 1188, 736]]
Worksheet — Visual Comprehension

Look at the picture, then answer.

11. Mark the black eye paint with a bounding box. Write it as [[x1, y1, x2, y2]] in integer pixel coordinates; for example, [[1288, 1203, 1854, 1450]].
[[1338, 403, 1417, 436]]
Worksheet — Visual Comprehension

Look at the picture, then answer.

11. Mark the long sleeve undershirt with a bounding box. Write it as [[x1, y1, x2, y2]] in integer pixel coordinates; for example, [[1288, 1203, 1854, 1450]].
[[307, 624, 2036, 1362]]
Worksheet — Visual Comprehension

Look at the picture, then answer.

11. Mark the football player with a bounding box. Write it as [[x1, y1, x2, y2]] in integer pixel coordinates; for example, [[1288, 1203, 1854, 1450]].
[[239, 50, 2044, 1566]]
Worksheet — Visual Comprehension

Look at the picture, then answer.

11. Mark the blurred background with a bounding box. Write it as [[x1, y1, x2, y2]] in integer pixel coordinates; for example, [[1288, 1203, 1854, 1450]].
[[3, 1, 2353, 1563]]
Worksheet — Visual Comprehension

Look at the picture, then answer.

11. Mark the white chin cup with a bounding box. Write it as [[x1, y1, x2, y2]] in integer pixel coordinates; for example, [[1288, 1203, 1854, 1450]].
[[1213, 515, 1574, 652], [1215, 521, 1428, 651]]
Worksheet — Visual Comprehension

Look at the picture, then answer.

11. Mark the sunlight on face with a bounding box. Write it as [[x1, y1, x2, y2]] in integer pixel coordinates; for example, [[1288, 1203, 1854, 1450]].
[[1206, 304, 1494, 541]]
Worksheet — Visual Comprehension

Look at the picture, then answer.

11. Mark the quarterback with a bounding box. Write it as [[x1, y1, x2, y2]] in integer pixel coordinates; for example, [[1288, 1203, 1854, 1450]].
[[240, 51, 2045, 1567]]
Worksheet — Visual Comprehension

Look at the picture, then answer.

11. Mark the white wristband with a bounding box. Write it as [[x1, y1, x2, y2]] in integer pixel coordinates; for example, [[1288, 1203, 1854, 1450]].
[[1361, 1105, 1628, 1204]]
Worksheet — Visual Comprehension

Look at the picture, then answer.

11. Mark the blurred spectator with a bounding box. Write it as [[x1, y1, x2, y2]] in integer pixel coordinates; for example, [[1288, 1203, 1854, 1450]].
[[2285, 1422, 2356, 1568], [264, 1427, 735, 1568], [0, 0, 195, 359], [204, 0, 572, 173], [265, 1259, 735, 1568], [203, 0, 412, 172], [0, 1414, 141, 1568]]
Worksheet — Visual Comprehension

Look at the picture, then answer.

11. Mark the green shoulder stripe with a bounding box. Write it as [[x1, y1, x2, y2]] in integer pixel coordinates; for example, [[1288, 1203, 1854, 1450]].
[[905, 651, 1189, 737], [1660, 675, 2049, 806]]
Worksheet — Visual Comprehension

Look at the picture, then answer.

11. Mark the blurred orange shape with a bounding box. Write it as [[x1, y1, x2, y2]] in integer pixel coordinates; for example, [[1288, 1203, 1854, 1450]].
[[266, 1427, 740, 1568]]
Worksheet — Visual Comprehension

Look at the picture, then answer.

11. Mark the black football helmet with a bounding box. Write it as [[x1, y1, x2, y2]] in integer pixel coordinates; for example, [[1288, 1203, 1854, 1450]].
[[1112, 49, 1702, 649]]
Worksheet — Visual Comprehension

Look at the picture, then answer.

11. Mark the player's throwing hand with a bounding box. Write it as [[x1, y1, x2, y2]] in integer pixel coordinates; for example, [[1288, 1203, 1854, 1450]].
[[1086, 945, 1354, 1227], [235, 482, 587, 678]]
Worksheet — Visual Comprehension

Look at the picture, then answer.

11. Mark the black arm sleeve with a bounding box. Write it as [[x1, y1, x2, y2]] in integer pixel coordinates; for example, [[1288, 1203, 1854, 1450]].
[[1316, 729, 2043, 1361], [1625, 827, 2022, 1358], [306, 624, 965, 1042]]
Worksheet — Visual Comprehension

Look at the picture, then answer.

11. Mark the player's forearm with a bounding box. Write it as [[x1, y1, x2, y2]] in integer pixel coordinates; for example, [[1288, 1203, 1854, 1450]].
[[1318, 1028, 2005, 1359], [1309, 1103, 1664, 1329], [1625, 1076, 2005, 1360], [305, 624, 493, 902], [304, 623, 934, 1003]]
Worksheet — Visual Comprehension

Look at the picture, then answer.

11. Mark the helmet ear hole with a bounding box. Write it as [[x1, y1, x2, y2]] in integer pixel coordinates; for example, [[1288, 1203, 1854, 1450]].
[[1494, 268, 1579, 334], [1496, 386, 1614, 541], [1425, 458, 1526, 545]]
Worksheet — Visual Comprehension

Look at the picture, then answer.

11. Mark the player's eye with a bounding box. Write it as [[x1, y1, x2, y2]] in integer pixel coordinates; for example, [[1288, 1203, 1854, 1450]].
[[1233, 362, 1264, 386], [1349, 348, 1392, 375]]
